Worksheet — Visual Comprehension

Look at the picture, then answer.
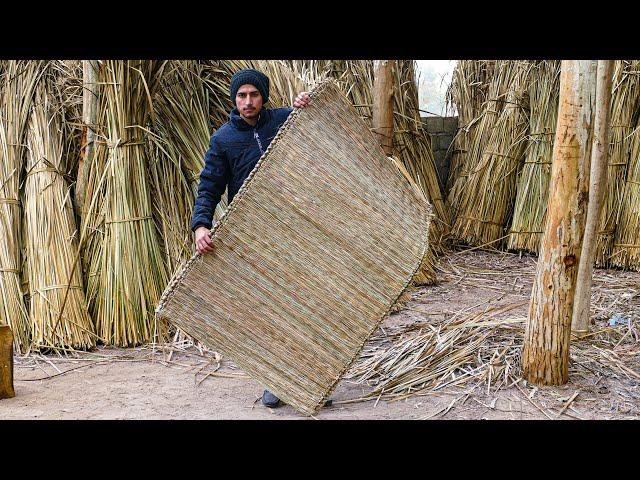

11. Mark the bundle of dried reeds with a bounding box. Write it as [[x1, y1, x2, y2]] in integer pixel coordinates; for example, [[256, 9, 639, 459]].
[[448, 61, 518, 239], [611, 124, 640, 269], [445, 60, 495, 218], [452, 61, 532, 246], [147, 61, 216, 272], [23, 73, 96, 351], [596, 60, 640, 267], [507, 61, 561, 253], [0, 61, 43, 352], [81, 60, 169, 346]]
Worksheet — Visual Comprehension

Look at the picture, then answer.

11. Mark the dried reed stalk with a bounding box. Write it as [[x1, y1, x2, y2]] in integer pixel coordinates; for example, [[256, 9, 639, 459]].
[[147, 61, 216, 272], [445, 60, 495, 219], [453, 61, 532, 246], [507, 61, 560, 253], [596, 60, 640, 267], [81, 60, 169, 346], [611, 124, 640, 269], [0, 61, 43, 352], [23, 77, 96, 350]]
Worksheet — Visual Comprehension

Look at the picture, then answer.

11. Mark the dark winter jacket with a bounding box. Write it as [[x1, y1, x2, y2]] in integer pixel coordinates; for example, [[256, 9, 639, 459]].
[[191, 106, 293, 231]]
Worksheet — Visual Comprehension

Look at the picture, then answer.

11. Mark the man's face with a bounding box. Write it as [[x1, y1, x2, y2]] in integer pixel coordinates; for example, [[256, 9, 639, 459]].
[[235, 84, 263, 121]]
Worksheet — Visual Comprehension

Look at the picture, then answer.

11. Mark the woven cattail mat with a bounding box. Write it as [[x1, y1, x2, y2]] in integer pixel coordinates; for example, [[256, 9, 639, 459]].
[[155, 79, 432, 416]]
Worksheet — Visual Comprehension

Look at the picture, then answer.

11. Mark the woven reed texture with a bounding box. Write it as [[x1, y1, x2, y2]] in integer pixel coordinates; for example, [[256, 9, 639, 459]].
[[156, 80, 432, 416]]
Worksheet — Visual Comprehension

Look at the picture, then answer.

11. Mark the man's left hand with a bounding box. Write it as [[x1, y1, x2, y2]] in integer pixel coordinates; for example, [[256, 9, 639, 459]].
[[294, 92, 311, 108]]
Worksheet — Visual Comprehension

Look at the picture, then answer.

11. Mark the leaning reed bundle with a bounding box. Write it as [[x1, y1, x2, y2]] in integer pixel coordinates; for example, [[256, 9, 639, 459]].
[[23, 79, 96, 350], [596, 60, 640, 267], [81, 60, 169, 346], [0, 61, 43, 352], [507, 61, 561, 253], [448, 60, 518, 242], [157, 79, 432, 415], [445, 60, 495, 219], [453, 61, 532, 246], [611, 125, 640, 270], [148, 61, 215, 272]]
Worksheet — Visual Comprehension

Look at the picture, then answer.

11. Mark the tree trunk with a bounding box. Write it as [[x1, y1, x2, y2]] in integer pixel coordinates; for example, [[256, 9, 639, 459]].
[[0, 326, 15, 399], [522, 60, 597, 386], [372, 60, 395, 156], [75, 60, 99, 215], [572, 60, 615, 334]]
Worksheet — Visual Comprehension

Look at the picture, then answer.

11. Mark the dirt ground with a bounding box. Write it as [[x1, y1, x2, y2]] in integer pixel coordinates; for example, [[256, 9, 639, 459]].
[[2, 249, 639, 420]]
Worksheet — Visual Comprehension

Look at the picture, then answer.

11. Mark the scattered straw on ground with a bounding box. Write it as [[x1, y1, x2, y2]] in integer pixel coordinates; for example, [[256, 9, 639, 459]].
[[343, 247, 640, 418]]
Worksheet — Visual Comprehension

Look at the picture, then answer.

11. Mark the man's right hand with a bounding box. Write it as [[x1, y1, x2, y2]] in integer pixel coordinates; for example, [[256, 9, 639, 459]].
[[195, 226, 216, 255]]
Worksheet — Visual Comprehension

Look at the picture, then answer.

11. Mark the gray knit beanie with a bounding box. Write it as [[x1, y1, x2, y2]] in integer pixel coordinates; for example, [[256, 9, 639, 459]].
[[230, 69, 270, 105]]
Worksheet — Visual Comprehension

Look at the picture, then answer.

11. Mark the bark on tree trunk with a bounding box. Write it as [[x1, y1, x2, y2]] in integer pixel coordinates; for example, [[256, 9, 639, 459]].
[[75, 60, 99, 215], [522, 60, 597, 386], [372, 60, 395, 156], [0, 326, 15, 399], [572, 60, 615, 334]]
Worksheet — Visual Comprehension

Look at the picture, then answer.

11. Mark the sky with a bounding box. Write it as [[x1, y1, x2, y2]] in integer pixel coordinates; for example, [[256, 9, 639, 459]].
[[416, 60, 457, 116]]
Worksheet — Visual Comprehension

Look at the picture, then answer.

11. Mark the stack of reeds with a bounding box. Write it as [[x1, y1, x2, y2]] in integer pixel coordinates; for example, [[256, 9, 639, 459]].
[[148, 60, 215, 272], [445, 60, 495, 218], [0, 61, 43, 352], [507, 61, 561, 253], [23, 69, 96, 351], [452, 60, 532, 246], [80, 60, 169, 346], [611, 124, 640, 269], [596, 60, 640, 267]]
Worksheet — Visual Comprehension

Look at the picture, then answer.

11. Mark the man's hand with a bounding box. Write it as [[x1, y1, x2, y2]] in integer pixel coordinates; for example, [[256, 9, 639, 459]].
[[293, 91, 311, 108], [195, 226, 216, 255]]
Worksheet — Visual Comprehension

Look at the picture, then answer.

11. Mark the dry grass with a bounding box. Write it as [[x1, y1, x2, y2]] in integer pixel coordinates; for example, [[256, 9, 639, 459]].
[[80, 60, 169, 347], [445, 60, 495, 217], [596, 61, 640, 267], [452, 60, 533, 246], [0, 61, 44, 352], [611, 122, 640, 269], [507, 61, 561, 253], [23, 71, 96, 350], [345, 248, 640, 405]]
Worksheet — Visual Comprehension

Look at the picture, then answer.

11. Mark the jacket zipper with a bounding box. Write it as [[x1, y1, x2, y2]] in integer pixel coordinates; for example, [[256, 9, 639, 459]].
[[253, 113, 265, 155]]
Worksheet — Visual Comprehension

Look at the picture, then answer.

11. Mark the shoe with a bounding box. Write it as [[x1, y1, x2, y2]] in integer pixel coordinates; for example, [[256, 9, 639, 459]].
[[262, 390, 281, 408]]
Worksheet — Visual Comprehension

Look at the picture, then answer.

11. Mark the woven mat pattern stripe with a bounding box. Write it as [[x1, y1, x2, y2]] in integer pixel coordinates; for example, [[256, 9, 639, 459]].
[[156, 79, 432, 415]]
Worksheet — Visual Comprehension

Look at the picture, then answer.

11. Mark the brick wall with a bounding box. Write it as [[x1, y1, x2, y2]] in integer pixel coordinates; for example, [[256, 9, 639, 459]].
[[421, 116, 458, 193]]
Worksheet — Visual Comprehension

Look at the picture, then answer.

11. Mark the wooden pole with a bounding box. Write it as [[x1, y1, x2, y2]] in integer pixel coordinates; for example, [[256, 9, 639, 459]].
[[372, 60, 395, 156], [572, 60, 615, 334], [0, 326, 15, 399], [522, 60, 597, 386], [75, 60, 99, 214]]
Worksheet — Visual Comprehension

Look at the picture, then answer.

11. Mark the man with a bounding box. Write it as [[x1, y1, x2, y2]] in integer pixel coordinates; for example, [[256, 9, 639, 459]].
[[191, 68, 311, 409]]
